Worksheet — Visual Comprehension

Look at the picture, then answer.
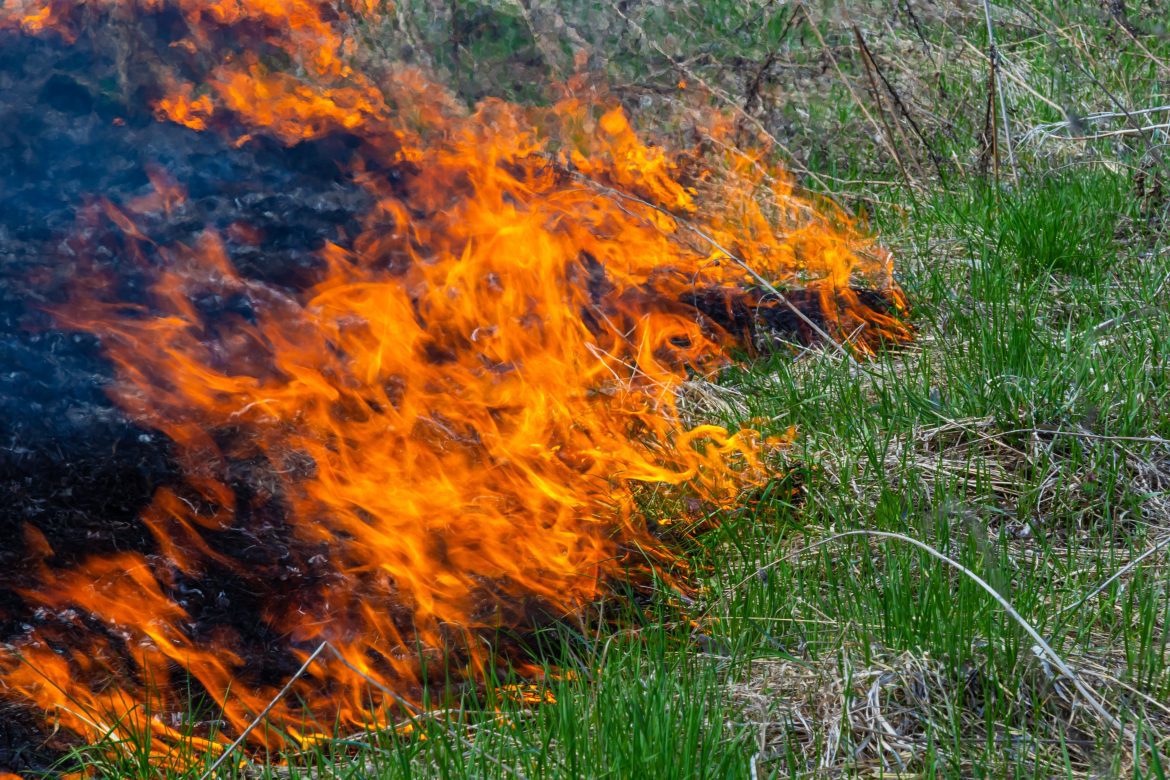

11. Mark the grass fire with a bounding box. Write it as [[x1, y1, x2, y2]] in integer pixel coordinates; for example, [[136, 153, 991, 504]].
[[5, 1, 1167, 778], [0, 0, 907, 773]]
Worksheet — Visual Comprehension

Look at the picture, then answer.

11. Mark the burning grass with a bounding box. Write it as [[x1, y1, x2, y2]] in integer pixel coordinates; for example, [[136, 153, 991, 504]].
[[3, 1, 1169, 778], [0, 0, 911, 772]]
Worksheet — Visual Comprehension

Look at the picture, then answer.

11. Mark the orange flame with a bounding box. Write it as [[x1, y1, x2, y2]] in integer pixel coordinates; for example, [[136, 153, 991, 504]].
[[1, 0, 908, 767]]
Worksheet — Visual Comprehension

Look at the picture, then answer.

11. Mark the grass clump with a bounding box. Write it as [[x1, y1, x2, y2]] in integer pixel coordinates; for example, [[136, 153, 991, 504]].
[[995, 172, 1133, 278]]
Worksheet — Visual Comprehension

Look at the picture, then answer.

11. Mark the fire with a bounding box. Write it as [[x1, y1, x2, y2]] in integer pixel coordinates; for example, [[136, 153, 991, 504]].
[[0, 0, 909, 769]]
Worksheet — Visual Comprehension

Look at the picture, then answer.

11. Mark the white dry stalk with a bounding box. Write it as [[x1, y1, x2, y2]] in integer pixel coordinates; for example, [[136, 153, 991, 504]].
[[1021, 105, 1170, 146], [198, 641, 329, 780], [197, 641, 530, 780], [1058, 534, 1170, 617], [571, 173, 865, 368], [718, 530, 1129, 737]]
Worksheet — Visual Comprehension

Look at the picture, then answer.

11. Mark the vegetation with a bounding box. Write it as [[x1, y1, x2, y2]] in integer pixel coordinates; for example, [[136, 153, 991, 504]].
[[68, 1, 1170, 777]]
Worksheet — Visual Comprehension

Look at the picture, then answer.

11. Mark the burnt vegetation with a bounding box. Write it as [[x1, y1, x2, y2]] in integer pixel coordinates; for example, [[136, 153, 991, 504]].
[[2, 1, 1169, 778], [0, 3, 907, 774]]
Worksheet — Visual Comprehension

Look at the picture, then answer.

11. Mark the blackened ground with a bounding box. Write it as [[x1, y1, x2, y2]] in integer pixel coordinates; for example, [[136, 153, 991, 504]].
[[0, 26, 375, 773], [683, 286, 900, 352]]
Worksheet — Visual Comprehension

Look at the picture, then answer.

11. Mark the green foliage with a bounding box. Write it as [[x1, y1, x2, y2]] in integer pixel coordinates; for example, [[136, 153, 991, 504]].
[[994, 172, 1134, 278]]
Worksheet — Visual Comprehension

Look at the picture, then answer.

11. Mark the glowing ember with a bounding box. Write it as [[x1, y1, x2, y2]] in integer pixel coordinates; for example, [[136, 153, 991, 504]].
[[0, 0, 908, 767]]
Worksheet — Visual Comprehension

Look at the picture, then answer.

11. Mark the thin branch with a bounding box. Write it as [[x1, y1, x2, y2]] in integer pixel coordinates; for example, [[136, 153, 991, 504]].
[[605, 0, 840, 199], [854, 25, 948, 182], [1022, 107, 1170, 145], [1058, 123, 1170, 141], [713, 530, 1128, 736], [1058, 535, 1170, 617], [198, 641, 328, 780], [799, 7, 916, 196], [981, 0, 1018, 180], [570, 173, 864, 367], [853, 26, 918, 192], [976, 427, 1170, 448], [198, 641, 531, 780], [322, 644, 530, 780], [958, 37, 1063, 114]]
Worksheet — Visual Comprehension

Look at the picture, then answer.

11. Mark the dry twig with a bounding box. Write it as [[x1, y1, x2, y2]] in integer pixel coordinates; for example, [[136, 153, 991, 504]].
[[714, 530, 1129, 736], [981, 0, 1018, 180]]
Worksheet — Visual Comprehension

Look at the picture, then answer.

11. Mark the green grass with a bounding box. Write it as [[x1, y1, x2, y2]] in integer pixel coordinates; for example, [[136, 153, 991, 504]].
[[56, 1, 1170, 777], [70, 623, 752, 779], [706, 166, 1170, 775]]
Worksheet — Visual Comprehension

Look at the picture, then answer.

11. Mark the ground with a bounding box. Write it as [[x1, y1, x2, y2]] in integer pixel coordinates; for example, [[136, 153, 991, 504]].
[[69, 1, 1170, 777]]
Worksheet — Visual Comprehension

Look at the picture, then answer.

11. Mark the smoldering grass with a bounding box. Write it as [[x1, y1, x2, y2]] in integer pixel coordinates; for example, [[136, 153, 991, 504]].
[[35, 1, 1170, 778]]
